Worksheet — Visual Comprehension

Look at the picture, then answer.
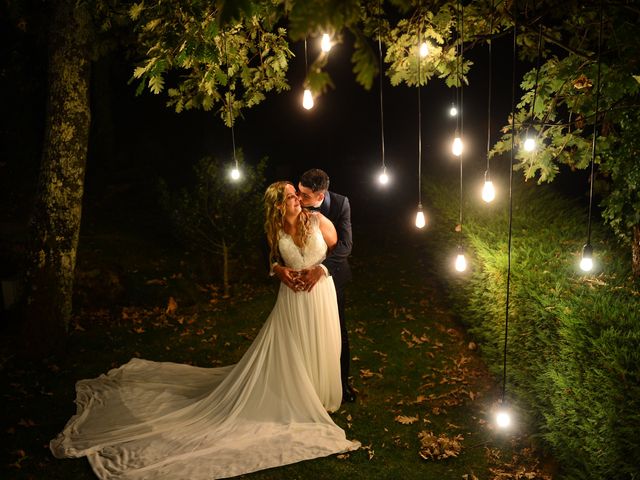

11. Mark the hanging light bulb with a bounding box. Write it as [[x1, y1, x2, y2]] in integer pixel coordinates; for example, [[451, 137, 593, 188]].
[[580, 243, 594, 272], [482, 173, 496, 203], [415, 204, 426, 229], [419, 41, 429, 57], [449, 104, 458, 117], [321, 33, 332, 53], [378, 167, 389, 185], [302, 89, 314, 110], [523, 136, 536, 152], [495, 408, 512, 429], [482, 180, 496, 203], [230, 167, 241, 181], [452, 136, 463, 156], [454, 247, 467, 272]]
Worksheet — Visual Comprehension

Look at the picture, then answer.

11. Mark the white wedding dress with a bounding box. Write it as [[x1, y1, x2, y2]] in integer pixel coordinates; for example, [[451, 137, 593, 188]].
[[50, 218, 359, 479]]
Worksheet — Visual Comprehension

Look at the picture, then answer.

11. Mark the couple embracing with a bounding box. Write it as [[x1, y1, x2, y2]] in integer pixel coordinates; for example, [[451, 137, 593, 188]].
[[51, 169, 360, 479]]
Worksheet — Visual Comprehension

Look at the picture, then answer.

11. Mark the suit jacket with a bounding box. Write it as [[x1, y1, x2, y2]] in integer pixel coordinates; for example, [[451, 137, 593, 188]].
[[320, 191, 352, 290]]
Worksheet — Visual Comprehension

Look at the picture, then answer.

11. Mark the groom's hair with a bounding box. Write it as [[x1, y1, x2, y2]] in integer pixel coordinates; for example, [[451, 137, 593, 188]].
[[300, 168, 330, 192]]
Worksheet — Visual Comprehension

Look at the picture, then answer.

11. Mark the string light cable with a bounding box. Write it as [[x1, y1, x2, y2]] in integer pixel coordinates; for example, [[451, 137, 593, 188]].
[[302, 38, 314, 110], [415, 19, 426, 229], [482, 1, 496, 203], [454, 0, 467, 272], [496, 0, 518, 430], [581, 0, 604, 272], [377, 0, 389, 185], [224, 34, 240, 181]]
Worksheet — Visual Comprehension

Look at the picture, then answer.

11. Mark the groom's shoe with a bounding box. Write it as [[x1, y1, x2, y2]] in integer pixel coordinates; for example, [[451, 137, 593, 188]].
[[342, 385, 357, 403]]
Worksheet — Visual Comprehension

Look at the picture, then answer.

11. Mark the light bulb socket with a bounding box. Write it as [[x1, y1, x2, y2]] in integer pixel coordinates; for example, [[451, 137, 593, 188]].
[[582, 243, 593, 259], [484, 170, 491, 182]]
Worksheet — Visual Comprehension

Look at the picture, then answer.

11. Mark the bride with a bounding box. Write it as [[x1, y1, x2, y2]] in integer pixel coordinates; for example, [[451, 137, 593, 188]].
[[50, 181, 360, 479]]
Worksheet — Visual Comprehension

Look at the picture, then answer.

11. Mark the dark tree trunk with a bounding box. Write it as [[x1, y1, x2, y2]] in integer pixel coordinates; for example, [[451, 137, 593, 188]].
[[633, 224, 640, 278], [23, 1, 91, 355]]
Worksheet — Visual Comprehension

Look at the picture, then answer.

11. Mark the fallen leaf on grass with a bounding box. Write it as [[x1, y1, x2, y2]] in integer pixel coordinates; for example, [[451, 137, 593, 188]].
[[395, 415, 419, 425], [359, 368, 383, 379], [418, 431, 464, 460], [336, 453, 350, 459], [166, 297, 178, 315], [362, 444, 375, 460], [146, 278, 166, 286], [132, 326, 145, 334]]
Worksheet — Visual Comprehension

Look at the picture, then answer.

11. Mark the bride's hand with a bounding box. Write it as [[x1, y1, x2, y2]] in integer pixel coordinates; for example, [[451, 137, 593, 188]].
[[299, 265, 325, 292], [273, 265, 301, 292]]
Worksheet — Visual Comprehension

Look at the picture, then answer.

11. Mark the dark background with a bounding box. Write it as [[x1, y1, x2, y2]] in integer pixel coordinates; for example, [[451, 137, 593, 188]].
[[0, 13, 589, 254]]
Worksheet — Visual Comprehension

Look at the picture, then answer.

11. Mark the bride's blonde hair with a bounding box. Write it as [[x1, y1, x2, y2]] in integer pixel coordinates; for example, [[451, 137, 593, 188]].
[[264, 181, 311, 266]]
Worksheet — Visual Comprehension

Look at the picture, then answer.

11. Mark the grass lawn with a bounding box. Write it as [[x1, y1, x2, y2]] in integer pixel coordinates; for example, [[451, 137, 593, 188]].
[[1, 212, 555, 479]]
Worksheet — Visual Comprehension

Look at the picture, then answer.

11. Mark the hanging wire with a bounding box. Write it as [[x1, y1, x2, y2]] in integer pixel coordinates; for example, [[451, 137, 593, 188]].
[[458, 0, 464, 231], [455, 2, 461, 136], [304, 37, 309, 77], [586, 1, 604, 247], [378, 0, 387, 173], [485, 0, 494, 177], [223, 35, 238, 170], [502, 0, 517, 404], [417, 21, 423, 209]]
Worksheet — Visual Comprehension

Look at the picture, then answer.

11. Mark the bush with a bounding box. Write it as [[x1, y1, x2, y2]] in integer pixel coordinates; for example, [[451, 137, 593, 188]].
[[425, 176, 640, 479], [159, 153, 267, 296]]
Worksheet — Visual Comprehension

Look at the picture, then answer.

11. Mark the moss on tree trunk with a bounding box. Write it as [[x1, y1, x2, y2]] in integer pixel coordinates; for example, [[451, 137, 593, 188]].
[[23, 1, 91, 355], [633, 225, 640, 278]]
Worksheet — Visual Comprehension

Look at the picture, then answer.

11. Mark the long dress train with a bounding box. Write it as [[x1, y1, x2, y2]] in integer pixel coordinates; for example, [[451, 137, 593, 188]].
[[50, 218, 359, 479]]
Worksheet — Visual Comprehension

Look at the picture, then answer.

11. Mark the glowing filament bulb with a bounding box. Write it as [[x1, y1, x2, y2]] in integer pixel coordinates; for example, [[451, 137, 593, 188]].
[[452, 137, 463, 156], [496, 410, 512, 428], [580, 244, 594, 272], [321, 34, 332, 53], [524, 137, 536, 152], [449, 105, 458, 117], [482, 180, 496, 203], [419, 42, 429, 57], [378, 168, 389, 185], [415, 206, 426, 229], [230, 167, 240, 180], [455, 253, 467, 272], [302, 89, 314, 110]]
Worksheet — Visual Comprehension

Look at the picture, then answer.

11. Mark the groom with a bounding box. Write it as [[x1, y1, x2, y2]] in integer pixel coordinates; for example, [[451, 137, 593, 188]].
[[297, 169, 356, 404]]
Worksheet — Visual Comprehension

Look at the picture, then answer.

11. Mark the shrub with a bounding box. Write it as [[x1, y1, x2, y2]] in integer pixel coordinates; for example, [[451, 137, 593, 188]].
[[425, 176, 640, 479], [159, 153, 267, 296]]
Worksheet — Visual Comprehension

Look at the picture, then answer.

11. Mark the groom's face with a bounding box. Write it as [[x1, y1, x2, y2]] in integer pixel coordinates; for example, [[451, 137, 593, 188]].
[[297, 183, 325, 208]]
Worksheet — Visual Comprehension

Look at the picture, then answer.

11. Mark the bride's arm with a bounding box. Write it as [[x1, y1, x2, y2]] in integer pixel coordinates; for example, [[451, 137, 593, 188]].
[[317, 213, 337, 250]]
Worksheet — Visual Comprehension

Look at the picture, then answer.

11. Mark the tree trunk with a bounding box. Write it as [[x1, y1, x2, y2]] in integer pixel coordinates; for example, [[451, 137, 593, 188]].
[[23, 1, 91, 355], [633, 224, 640, 278], [222, 240, 230, 298]]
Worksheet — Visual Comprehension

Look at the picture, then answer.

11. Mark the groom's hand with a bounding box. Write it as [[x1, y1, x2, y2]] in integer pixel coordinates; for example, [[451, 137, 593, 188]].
[[273, 264, 299, 292], [300, 265, 325, 292]]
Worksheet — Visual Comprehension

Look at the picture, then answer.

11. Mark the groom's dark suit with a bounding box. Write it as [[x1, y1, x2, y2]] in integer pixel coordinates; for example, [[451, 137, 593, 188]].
[[319, 191, 353, 395]]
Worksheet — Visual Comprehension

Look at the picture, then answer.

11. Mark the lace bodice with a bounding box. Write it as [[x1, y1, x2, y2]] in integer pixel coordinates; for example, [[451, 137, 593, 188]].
[[278, 216, 327, 270]]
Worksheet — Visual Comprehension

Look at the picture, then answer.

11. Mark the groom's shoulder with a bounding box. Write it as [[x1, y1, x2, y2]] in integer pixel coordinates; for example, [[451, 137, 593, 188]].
[[328, 190, 349, 203]]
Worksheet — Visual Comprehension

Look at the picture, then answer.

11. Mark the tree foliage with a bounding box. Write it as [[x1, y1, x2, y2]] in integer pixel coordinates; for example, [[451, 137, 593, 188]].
[[126, 0, 640, 271]]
